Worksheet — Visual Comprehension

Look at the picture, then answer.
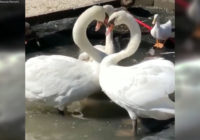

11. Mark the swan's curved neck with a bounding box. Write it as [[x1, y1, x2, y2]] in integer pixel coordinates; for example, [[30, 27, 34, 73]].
[[102, 17, 141, 66], [73, 8, 107, 63], [105, 28, 114, 54]]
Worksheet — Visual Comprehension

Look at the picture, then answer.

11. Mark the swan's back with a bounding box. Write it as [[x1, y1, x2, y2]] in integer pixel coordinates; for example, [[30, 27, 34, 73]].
[[100, 58, 174, 119], [26, 55, 100, 105]]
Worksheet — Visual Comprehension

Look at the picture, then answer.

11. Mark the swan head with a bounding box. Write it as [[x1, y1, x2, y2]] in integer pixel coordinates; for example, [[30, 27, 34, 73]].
[[73, 5, 106, 41], [95, 5, 115, 31], [91, 5, 107, 21], [152, 14, 159, 25], [106, 10, 133, 35], [103, 5, 115, 16]]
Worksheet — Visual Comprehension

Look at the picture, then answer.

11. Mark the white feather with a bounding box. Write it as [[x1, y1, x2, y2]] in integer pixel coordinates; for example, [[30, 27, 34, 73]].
[[100, 11, 175, 121], [151, 14, 172, 40], [26, 5, 116, 111], [26, 55, 100, 109]]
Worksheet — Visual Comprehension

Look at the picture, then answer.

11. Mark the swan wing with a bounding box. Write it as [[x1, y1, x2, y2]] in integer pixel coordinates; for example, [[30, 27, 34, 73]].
[[160, 20, 172, 39], [151, 20, 172, 40], [101, 59, 174, 111], [26, 55, 99, 102], [125, 59, 174, 107], [160, 20, 172, 30]]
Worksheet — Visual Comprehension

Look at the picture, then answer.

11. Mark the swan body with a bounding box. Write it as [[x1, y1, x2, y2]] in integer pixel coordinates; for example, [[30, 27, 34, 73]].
[[26, 55, 99, 111], [151, 14, 172, 48], [26, 5, 114, 112], [99, 11, 175, 132]]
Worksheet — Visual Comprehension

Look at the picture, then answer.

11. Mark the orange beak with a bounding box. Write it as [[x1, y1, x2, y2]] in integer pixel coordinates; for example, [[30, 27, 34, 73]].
[[106, 24, 114, 36], [95, 21, 103, 31]]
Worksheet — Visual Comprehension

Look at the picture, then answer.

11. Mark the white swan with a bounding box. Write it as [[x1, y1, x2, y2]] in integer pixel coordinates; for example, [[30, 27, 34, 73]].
[[150, 14, 172, 48], [99, 11, 175, 133], [187, 0, 200, 38], [26, 5, 114, 114]]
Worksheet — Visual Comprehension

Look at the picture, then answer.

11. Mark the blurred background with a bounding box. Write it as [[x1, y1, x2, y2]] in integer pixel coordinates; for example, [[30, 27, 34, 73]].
[[0, 0, 25, 140], [176, 0, 200, 140]]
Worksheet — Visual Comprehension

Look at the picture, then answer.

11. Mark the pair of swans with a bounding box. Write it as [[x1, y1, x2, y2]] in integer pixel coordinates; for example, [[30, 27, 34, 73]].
[[26, 5, 115, 113], [74, 8, 175, 133], [26, 5, 174, 134]]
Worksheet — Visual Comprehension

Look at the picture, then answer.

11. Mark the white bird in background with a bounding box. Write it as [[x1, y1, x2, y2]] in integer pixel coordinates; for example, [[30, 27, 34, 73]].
[[99, 11, 175, 134], [187, 0, 200, 38], [151, 14, 172, 48], [26, 5, 115, 115]]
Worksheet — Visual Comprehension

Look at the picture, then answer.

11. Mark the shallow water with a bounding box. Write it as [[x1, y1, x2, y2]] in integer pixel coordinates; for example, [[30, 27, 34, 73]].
[[26, 94, 174, 140], [26, 97, 135, 140], [26, 7, 175, 140]]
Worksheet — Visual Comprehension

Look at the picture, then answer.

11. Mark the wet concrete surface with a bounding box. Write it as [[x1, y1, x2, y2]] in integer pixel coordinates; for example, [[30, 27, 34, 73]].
[[26, 7, 175, 140]]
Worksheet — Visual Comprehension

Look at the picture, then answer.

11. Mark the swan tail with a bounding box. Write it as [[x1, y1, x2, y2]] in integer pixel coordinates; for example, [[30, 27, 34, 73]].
[[149, 108, 175, 120]]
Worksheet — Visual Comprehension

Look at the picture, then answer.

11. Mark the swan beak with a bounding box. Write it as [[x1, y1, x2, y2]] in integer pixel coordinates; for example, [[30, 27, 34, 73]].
[[106, 24, 114, 36], [95, 21, 103, 31]]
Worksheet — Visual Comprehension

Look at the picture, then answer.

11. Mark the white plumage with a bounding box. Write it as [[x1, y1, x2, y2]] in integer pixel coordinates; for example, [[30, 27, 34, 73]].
[[26, 5, 115, 112], [99, 11, 175, 133], [26, 55, 100, 111], [100, 58, 174, 120], [78, 5, 115, 61], [150, 14, 172, 48], [151, 19, 172, 40]]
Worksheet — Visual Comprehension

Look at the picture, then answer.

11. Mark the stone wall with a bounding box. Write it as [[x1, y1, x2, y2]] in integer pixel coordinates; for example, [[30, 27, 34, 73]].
[[134, 0, 174, 10]]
